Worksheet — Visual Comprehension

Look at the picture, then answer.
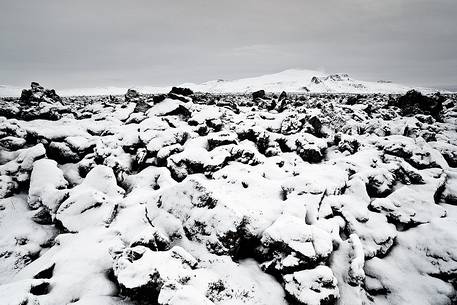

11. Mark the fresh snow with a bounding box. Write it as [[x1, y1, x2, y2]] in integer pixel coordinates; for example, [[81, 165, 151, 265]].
[[0, 82, 457, 305]]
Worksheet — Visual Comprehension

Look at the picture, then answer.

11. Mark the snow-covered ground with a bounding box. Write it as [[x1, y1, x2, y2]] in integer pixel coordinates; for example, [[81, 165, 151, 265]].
[[0, 69, 443, 97], [1, 83, 457, 305]]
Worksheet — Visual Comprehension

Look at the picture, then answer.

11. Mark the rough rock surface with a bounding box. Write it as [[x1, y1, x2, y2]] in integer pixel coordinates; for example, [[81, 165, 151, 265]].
[[0, 88, 456, 305]]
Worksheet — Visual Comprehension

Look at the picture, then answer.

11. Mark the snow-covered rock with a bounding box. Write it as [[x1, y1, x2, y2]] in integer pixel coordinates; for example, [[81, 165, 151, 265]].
[[0, 85, 456, 305], [283, 265, 339, 305], [55, 165, 124, 232], [27, 159, 68, 224]]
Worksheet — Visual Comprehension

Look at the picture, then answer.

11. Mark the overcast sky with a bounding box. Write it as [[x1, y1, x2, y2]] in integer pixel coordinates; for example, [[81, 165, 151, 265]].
[[1, 0, 456, 89]]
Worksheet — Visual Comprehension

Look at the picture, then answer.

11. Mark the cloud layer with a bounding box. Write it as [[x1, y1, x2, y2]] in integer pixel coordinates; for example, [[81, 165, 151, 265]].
[[1, 0, 456, 88]]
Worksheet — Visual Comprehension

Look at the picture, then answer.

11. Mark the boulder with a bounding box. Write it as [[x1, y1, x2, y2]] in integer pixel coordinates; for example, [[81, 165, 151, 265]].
[[113, 246, 198, 303], [0, 175, 17, 199], [28, 159, 68, 212], [207, 131, 238, 150], [0, 144, 46, 193], [47, 141, 81, 163], [259, 215, 334, 274], [55, 165, 124, 232], [20, 82, 62, 105], [0, 136, 27, 150], [295, 133, 327, 163], [369, 168, 447, 226], [252, 90, 266, 100], [393, 90, 444, 120], [124, 89, 141, 103], [169, 87, 194, 97], [283, 266, 339, 305]]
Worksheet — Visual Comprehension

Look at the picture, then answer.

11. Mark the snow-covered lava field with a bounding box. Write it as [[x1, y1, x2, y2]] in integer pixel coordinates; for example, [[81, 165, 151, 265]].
[[1, 82, 457, 305]]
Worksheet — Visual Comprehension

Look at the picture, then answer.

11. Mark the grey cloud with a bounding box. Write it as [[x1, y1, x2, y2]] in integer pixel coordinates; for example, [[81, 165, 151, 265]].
[[0, 0, 456, 89]]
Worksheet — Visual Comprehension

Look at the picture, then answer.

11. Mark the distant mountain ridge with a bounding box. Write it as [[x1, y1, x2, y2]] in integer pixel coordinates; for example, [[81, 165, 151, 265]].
[[185, 69, 437, 94], [0, 69, 442, 97]]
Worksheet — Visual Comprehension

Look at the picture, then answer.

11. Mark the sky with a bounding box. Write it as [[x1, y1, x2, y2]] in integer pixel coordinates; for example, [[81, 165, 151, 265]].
[[1, 0, 456, 89]]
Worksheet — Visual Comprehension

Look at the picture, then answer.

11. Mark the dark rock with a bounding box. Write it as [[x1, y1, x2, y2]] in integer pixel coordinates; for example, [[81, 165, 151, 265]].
[[32, 207, 53, 225], [415, 114, 435, 125], [168, 93, 192, 103], [125, 89, 141, 103], [280, 115, 302, 135], [30, 281, 50, 295], [294, 133, 327, 163], [130, 228, 171, 251], [133, 148, 148, 170], [0, 136, 27, 150], [0, 102, 20, 118], [47, 142, 81, 163], [0, 175, 17, 199], [206, 119, 223, 132], [443, 98, 455, 109], [346, 95, 359, 105], [169, 87, 193, 96], [393, 90, 444, 120], [109, 95, 120, 103], [156, 144, 184, 166], [336, 134, 360, 154], [34, 264, 55, 279], [215, 99, 240, 114], [275, 100, 288, 113], [259, 98, 276, 111], [237, 128, 281, 157], [311, 76, 322, 84], [21, 106, 63, 121], [20, 82, 62, 105], [252, 90, 266, 100], [133, 100, 151, 113], [152, 94, 167, 104], [308, 115, 323, 136], [296, 144, 324, 163], [207, 132, 238, 150]]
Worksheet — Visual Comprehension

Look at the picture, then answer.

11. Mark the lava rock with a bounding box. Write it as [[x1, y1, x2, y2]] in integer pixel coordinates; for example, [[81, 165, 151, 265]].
[[169, 87, 194, 96], [125, 89, 141, 103], [283, 266, 339, 305], [393, 90, 444, 120], [0, 136, 27, 150], [20, 82, 62, 105], [47, 142, 81, 163], [252, 90, 266, 100], [207, 132, 238, 150], [279, 91, 287, 101]]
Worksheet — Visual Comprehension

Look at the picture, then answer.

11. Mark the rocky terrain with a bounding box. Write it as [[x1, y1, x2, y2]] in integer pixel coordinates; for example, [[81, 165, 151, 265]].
[[0, 82, 457, 305]]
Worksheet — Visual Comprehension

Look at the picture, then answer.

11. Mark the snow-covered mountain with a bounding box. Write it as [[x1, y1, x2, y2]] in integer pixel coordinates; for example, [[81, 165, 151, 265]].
[[184, 69, 430, 94], [0, 69, 439, 97]]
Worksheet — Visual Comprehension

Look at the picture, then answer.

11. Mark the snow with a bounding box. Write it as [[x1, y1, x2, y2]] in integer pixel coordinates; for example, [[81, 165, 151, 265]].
[[364, 218, 457, 305], [0, 69, 444, 97], [283, 265, 339, 305], [0, 81, 457, 305], [0, 195, 57, 284], [28, 159, 68, 211], [55, 165, 124, 232]]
